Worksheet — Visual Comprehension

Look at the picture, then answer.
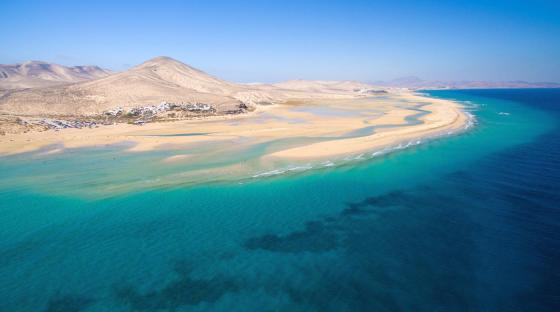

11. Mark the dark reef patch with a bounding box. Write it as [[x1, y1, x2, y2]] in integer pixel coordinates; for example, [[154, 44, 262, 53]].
[[243, 189, 425, 254], [340, 202, 371, 216], [244, 221, 339, 253], [242, 190, 421, 254], [44, 294, 95, 312], [243, 173, 481, 310], [115, 261, 239, 311], [354, 190, 417, 208]]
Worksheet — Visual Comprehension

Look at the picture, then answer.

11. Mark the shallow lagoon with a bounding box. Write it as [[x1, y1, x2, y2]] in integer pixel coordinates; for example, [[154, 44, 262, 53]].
[[0, 89, 559, 311]]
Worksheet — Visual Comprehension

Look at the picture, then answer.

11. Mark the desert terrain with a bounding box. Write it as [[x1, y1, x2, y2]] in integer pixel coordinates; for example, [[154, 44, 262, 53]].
[[0, 57, 469, 170]]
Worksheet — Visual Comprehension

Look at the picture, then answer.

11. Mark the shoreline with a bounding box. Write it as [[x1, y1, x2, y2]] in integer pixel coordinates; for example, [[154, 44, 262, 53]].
[[265, 95, 469, 160], [0, 92, 470, 163]]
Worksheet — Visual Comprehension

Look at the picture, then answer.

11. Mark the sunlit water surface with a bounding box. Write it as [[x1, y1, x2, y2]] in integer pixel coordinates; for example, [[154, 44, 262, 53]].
[[0, 89, 559, 311]]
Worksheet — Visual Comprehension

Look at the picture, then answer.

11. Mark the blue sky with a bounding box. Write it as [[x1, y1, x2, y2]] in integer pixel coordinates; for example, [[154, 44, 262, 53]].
[[1, 0, 559, 83]]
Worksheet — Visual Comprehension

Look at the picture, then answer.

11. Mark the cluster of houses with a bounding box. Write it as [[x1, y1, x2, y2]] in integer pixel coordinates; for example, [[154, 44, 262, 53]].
[[354, 88, 388, 95], [104, 101, 215, 118], [11, 100, 250, 132], [32, 118, 98, 130]]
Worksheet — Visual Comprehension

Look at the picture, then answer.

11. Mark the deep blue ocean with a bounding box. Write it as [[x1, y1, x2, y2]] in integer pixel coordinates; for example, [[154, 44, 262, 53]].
[[0, 89, 559, 311]]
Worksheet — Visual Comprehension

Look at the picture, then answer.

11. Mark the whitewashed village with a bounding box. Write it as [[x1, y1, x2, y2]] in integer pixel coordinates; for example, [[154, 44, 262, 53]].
[[13, 101, 250, 131]]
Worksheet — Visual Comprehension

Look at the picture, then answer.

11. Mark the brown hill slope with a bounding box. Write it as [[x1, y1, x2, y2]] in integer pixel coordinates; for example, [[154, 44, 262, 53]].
[[0, 56, 371, 116], [0, 57, 249, 115], [0, 61, 111, 89]]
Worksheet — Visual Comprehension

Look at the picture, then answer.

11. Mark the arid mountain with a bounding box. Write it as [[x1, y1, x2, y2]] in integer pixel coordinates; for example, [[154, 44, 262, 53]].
[[0, 57, 249, 115], [0, 61, 112, 89], [0, 57, 368, 116], [373, 76, 560, 89]]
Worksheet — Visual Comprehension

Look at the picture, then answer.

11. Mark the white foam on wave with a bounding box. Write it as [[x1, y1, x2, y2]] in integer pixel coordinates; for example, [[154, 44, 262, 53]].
[[36, 148, 64, 156], [251, 110, 477, 180], [142, 178, 161, 184], [287, 164, 313, 171], [252, 164, 315, 178], [252, 169, 286, 178], [464, 112, 477, 129]]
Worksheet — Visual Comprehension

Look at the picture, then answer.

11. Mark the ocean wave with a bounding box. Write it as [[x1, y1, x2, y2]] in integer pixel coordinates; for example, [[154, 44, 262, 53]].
[[252, 169, 287, 178], [287, 164, 314, 171], [464, 112, 477, 129], [252, 164, 316, 178], [250, 109, 477, 181], [142, 178, 161, 184], [250, 140, 428, 180]]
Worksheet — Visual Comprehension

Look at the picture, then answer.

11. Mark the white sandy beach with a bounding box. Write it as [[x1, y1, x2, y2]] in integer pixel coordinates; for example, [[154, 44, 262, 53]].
[[0, 91, 468, 164]]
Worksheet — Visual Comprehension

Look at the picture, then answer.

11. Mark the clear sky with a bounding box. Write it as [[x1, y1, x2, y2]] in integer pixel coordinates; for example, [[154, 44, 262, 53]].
[[1, 0, 559, 83]]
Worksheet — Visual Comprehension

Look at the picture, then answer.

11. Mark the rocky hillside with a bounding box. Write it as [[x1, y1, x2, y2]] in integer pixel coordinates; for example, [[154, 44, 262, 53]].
[[0, 56, 372, 116], [0, 61, 111, 89]]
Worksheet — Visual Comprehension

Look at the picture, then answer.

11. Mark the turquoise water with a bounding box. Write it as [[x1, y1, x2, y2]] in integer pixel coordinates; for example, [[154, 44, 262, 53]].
[[0, 89, 559, 311]]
